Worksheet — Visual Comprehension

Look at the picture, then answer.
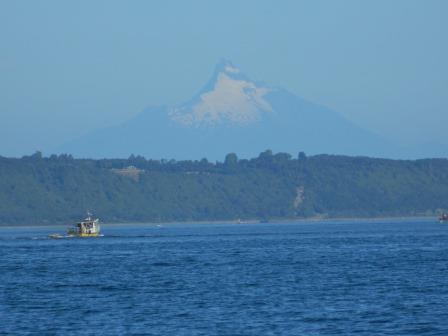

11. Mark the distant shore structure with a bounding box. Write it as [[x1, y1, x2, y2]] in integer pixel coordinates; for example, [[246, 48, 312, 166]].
[[111, 165, 143, 181]]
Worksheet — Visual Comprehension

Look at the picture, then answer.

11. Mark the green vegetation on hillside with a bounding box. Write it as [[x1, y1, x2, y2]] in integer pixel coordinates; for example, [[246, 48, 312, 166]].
[[1, 151, 447, 225]]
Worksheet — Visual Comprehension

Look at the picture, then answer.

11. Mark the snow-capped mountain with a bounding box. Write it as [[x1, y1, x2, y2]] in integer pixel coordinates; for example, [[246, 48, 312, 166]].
[[59, 60, 394, 160], [169, 60, 273, 127]]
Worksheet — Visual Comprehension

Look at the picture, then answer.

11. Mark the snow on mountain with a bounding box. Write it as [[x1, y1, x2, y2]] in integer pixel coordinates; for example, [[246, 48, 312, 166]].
[[169, 60, 274, 127], [169, 71, 272, 126]]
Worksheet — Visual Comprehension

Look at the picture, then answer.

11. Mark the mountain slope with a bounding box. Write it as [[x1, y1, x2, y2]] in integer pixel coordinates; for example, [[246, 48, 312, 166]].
[[59, 60, 393, 160]]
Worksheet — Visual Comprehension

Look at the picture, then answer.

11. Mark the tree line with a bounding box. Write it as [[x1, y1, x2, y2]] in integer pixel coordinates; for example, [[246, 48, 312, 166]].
[[0, 151, 447, 224]]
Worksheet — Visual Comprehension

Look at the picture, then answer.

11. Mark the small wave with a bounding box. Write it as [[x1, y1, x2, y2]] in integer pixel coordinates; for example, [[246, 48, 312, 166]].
[[0, 236, 51, 241], [151, 262, 175, 267]]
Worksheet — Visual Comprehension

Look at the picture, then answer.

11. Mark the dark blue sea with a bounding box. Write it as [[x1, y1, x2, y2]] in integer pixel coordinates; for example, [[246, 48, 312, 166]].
[[1, 219, 448, 335]]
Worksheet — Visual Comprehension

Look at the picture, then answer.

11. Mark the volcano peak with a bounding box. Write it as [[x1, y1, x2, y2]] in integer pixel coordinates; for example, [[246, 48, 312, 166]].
[[169, 60, 273, 127]]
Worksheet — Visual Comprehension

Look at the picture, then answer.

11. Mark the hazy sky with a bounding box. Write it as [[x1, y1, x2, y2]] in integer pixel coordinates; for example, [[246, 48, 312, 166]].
[[1, 0, 447, 157]]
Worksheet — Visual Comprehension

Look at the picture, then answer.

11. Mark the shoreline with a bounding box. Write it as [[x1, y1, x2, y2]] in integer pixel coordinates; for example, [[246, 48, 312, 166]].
[[0, 215, 436, 229]]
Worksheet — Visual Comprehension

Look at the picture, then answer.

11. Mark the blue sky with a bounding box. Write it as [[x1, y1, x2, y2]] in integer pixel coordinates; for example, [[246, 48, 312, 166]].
[[1, 0, 447, 157]]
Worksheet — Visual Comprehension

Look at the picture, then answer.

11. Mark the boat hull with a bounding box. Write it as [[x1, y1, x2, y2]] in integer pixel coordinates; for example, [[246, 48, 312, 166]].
[[77, 232, 100, 237]]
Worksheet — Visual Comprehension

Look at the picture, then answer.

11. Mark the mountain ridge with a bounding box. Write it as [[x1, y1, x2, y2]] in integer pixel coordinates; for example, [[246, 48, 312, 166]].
[[59, 60, 400, 160]]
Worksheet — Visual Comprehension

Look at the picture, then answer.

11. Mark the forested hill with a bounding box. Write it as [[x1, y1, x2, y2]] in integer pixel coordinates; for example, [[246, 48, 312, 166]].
[[1, 151, 448, 225]]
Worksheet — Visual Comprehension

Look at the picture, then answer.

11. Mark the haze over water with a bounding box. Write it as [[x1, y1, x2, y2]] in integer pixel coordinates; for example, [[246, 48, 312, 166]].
[[1, 219, 448, 335]]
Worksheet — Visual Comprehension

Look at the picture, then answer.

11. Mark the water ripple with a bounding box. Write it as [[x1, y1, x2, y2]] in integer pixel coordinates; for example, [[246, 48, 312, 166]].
[[1, 220, 448, 335]]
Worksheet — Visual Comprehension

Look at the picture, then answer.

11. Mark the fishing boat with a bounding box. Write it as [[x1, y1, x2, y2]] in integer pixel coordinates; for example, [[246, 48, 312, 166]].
[[68, 212, 101, 237], [439, 213, 448, 223], [49, 212, 101, 238]]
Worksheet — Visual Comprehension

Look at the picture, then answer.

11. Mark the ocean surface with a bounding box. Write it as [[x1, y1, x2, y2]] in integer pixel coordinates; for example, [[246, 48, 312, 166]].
[[1, 219, 448, 335]]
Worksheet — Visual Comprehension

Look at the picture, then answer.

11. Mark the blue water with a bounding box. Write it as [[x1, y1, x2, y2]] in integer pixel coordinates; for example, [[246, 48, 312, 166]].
[[1, 219, 448, 335]]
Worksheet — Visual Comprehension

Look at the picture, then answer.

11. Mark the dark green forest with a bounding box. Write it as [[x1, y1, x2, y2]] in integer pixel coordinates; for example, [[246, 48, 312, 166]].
[[1, 150, 448, 225]]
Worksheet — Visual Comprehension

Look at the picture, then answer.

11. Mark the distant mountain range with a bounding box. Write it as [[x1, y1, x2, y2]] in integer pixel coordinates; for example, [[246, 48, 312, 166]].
[[59, 60, 446, 160]]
